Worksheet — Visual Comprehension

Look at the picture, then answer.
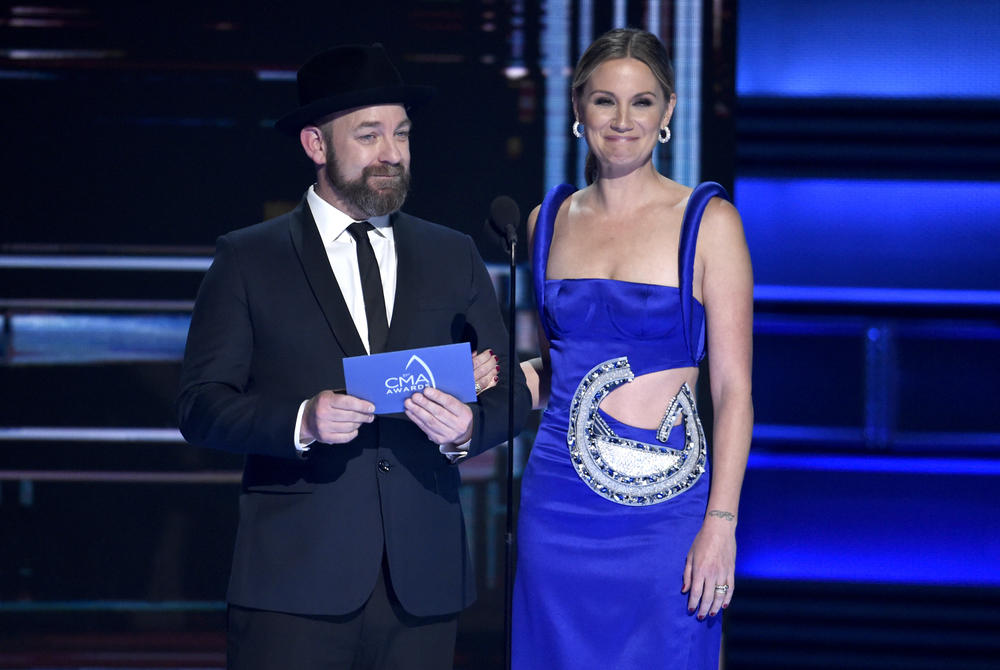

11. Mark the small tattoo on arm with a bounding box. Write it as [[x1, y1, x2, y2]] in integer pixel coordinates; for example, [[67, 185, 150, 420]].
[[708, 510, 735, 522]]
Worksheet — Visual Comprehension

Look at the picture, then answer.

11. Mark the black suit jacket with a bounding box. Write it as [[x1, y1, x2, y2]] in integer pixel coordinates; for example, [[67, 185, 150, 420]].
[[177, 198, 530, 617]]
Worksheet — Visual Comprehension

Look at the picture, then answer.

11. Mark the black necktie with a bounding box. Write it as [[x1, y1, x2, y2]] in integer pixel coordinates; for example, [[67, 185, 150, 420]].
[[346, 221, 389, 354]]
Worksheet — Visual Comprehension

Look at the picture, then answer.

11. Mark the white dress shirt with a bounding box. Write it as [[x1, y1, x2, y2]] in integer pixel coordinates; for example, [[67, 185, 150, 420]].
[[293, 186, 468, 460], [306, 186, 396, 352]]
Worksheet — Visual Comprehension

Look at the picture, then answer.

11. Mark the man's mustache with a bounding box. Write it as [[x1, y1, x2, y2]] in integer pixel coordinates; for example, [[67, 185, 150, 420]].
[[365, 165, 404, 177]]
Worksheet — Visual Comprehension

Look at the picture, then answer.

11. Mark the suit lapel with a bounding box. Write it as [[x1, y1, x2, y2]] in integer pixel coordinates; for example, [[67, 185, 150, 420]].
[[288, 199, 368, 357], [386, 212, 422, 351]]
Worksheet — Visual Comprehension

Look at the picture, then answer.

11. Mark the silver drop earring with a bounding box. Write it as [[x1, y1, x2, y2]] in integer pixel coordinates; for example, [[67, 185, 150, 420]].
[[572, 121, 584, 138], [658, 126, 671, 144]]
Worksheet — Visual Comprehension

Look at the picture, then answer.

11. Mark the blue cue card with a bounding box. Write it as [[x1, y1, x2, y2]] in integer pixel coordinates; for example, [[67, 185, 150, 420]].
[[342, 342, 477, 414]]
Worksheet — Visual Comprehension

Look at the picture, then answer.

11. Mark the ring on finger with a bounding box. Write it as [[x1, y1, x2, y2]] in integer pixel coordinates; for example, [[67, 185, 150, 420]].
[[475, 382, 482, 395], [714, 584, 729, 594]]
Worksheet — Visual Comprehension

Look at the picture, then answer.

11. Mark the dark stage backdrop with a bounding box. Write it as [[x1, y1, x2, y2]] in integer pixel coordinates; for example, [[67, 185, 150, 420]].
[[1, 1, 544, 260]]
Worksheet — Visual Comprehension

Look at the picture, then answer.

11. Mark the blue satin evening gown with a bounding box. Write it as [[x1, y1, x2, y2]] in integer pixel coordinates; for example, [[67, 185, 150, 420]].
[[512, 182, 729, 669]]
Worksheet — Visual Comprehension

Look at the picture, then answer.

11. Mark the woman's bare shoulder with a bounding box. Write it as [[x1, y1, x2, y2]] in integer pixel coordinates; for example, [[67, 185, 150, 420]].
[[699, 196, 746, 249], [527, 187, 581, 240]]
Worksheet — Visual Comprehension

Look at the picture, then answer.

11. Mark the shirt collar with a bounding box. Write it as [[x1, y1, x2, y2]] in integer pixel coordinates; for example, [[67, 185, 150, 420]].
[[306, 185, 392, 243]]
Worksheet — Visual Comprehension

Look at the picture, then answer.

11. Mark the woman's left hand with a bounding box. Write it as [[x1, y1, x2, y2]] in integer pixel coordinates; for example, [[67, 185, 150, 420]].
[[472, 349, 500, 396], [682, 514, 737, 619]]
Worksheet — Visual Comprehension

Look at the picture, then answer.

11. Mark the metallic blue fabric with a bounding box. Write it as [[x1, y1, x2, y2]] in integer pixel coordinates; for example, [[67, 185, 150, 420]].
[[513, 183, 729, 668]]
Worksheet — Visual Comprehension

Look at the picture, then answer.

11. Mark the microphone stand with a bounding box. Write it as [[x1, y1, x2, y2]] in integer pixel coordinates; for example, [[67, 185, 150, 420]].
[[503, 231, 516, 670], [485, 195, 521, 670]]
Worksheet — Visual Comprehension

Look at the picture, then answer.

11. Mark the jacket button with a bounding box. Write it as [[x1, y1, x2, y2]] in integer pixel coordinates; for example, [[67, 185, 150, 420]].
[[377, 459, 392, 472]]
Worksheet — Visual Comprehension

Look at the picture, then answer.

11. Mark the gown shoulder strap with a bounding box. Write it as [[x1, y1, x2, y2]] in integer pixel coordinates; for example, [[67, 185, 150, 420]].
[[678, 181, 731, 362], [533, 183, 576, 341]]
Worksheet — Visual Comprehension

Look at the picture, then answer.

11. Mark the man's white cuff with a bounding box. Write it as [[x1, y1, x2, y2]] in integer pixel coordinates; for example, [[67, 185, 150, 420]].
[[294, 399, 314, 454], [439, 439, 471, 463]]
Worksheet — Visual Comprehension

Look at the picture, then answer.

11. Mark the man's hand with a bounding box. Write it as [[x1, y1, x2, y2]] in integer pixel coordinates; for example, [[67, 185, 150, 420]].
[[300, 390, 375, 444], [404, 387, 473, 446]]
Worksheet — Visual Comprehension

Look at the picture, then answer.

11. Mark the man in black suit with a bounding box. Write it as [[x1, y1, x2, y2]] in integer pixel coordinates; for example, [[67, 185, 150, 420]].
[[177, 44, 529, 670]]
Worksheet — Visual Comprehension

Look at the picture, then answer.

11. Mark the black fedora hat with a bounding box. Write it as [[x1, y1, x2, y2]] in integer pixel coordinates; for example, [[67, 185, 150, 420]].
[[274, 43, 434, 136]]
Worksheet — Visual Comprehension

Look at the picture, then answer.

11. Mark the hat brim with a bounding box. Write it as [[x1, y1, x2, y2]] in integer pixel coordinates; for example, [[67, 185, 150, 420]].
[[274, 84, 434, 136]]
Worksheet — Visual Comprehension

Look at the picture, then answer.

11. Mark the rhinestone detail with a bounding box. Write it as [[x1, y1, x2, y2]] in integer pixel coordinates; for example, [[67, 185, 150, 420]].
[[567, 357, 707, 506]]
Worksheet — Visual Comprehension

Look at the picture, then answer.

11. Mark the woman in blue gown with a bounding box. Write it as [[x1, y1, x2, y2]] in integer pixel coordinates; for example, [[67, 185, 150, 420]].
[[512, 29, 753, 668]]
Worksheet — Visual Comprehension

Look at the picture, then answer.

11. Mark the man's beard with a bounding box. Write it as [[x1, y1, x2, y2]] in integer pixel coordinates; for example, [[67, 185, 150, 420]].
[[325, 148, 410, 218]]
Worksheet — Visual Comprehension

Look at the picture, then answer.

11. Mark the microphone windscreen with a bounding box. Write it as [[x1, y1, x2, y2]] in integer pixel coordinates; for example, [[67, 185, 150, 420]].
[[489, 195, 521, 235]]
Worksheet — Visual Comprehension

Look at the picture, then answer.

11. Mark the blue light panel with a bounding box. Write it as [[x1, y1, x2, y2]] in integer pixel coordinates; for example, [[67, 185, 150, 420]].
[[738, 453, 1000, 586], [737, 0, 1000, 99], [736, 177, 1000, 290]]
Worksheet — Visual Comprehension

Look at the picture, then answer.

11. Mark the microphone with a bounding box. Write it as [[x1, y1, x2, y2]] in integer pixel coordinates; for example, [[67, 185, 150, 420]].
[[487, 195, 521, 250]]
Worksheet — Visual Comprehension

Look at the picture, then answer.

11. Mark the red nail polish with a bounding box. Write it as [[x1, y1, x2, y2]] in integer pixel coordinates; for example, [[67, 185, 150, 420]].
[[493, 376, 498, 382], [495, 365, 500, 371], [688, 608, 694, 614], [697, 615, 705, 621]]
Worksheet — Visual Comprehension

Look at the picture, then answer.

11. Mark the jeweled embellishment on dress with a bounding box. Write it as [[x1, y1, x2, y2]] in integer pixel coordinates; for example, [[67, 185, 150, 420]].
[[567, 357, 706, 506]]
